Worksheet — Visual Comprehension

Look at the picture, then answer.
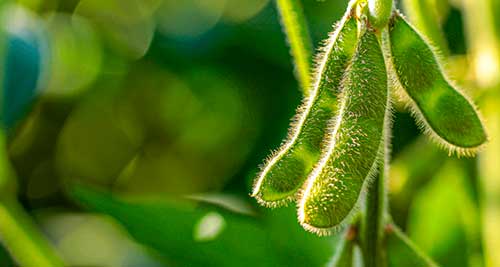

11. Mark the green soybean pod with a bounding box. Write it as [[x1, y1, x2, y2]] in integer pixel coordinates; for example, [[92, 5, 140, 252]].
[[389, 14, 487, 155], [298, 25, 388, 235], [386, 225, 438, 267], [251, 8, 359, 206]]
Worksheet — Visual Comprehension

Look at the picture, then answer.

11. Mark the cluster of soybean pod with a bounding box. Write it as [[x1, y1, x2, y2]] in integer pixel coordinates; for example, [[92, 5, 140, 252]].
[[252, 0, 487, 240]]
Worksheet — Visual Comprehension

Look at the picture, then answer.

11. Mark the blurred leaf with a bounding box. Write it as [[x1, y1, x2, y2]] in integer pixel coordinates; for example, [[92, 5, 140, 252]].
[[0, 130, 16, 195], [222, 0, 270, 23], [0, 5, 44, 131], [70, 185, 336, 267], [327, 233, 354, 267], [386, 225, 438, 267], [56, 65, 258, 195], [479, 96, 500, 267], [156, 0, 225, 38], [0, 243, 16, 267], [40, 212, 165, 267], [407, 160, 481, 267], [262, 207, 336, 266], [74, 0, 159, 59], [389, 137, 446, 228], [186, 193, 256, 216], [44, 13, 101, 98]]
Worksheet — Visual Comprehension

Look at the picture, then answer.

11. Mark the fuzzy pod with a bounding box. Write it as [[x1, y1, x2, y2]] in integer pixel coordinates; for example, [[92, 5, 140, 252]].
[[389, 14, 487, 155], [386, 225, 438, 267], [252, 9, 359, 206], [298, 25, 388, 235]]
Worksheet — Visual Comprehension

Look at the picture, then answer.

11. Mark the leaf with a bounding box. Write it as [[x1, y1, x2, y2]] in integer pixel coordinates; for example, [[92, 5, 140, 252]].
[[70, 185, 335, 267], [407, 160, 481, 267], [386, 225, 439, 267], [389, 137, 446, 227]]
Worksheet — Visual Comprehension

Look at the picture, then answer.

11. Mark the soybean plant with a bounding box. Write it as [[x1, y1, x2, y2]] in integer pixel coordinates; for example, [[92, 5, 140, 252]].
[[253, 0, 487, 266]]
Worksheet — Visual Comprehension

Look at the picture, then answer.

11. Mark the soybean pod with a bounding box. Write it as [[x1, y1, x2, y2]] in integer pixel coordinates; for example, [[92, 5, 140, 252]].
[[389, 14, 487, 155], [298, 24, 388, 234], [252, 7, 358, 206]]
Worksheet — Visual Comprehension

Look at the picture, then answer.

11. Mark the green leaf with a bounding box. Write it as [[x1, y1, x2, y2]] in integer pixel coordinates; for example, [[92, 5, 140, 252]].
[[389, 137, 446, 227], [386, 225, 439, 267], [407, 160, 481, 267], [327, 230, 355, 267], [70, 185, 335, 267]]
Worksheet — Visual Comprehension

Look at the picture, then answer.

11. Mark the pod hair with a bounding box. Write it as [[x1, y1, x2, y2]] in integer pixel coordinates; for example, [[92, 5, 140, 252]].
[[388, 12, 487, 156], [298, 22, 388, 235], [252, 5, 359, 207]]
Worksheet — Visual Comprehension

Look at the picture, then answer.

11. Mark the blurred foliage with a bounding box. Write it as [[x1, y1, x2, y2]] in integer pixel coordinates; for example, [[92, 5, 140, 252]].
[[0, 244, 15, 267], [70, 185, 336, 267], [0, 0, 499, 266]]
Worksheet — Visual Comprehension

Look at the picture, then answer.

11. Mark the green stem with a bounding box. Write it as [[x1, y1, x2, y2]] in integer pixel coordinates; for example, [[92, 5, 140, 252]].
[[361, 148, 388, 267], [0, 131, 64, 267], [275, 0, 313, 95], [0, 199, 64, 267]]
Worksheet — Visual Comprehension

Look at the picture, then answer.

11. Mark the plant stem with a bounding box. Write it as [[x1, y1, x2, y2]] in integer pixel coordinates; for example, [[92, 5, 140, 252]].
[[0, 131, 64, 267], [0, 198, 64, 267], [361, 145, 389, 267], [275, 0, 313, 96]]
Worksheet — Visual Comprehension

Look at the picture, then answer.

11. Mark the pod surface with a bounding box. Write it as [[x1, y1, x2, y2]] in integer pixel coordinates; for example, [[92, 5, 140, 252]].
[[299, 26, 388, 233], [252, 13, 358, 205], [389, 15, 486, 151]]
